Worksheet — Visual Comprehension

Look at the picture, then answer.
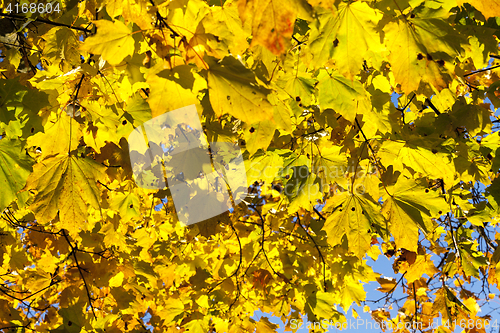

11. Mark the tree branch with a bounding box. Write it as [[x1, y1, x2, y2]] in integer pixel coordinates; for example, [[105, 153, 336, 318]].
[[464, 64, 500, 77], [62, 229, 97, 319], [367, 272, 407, 303], [395, 92, 415, 124], [2, 209, 61, 236], [228, 221, 242, 311], [313, 207, 325, 220], [0, 13, 92, 33]]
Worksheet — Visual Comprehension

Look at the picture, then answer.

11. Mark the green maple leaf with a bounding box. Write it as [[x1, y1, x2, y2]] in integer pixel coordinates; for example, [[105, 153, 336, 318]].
[[42, 27, 81, 68], [459, 242, 489, 279], [305, 291, 342, 320], [0, 139, 34, 211]]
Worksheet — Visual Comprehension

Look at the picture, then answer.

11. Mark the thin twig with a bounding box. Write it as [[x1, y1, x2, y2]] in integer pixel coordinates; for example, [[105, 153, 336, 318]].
[[249, 205, 277, 276], [62, 229, 97, 319], [396, 93, 415, 124], [228, 221, 242, 311], [445, 213, 462, 269], [464, 64, 500, 77], [354, 117, 391, 196], [313, 207, 326, 220], [0, 13, 92, 33], [68, 74, 85, 154], [207, 221, 243, 296], [367, 272, 407, 303], [2, 209, 61, 235], [296, 213, 327, 291], [413, 282, 419, 328]]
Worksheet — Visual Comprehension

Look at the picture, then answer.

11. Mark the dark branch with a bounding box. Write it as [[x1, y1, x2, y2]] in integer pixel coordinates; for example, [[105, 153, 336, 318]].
[[367, 272, 407, 303], [313, 207, 326, 220], [0, 13, 92, 33], [424, 98, 441, 115], [464, 64, 500, 77], [296, 213, 327, 291]]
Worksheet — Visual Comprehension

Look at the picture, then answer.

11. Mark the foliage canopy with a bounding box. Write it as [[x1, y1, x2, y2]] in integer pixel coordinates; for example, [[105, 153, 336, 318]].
[[1, 0, 500, 332]]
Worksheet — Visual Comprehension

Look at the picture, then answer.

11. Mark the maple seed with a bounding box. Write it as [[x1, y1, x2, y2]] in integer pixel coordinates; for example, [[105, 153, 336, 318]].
[[249, 127, 255, 133], [417, 53, 424, 60]]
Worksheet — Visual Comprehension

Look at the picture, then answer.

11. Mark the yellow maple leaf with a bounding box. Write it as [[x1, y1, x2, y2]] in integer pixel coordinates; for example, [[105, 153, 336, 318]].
[[24, 154, 104, 235]]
